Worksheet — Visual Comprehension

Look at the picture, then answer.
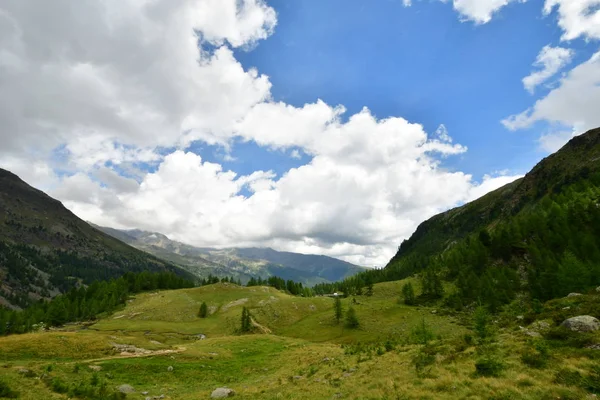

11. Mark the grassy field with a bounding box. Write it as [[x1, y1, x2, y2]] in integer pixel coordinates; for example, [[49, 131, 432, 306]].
[[1, 281, 599, 399]]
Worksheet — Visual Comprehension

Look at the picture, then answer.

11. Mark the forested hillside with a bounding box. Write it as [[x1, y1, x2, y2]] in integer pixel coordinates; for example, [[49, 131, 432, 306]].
[[0, 169, 192, 309], [321, 127, 600, 309]]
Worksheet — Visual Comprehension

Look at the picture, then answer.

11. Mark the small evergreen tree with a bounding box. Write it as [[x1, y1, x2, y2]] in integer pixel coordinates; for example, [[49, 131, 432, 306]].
[[345, 306, 359, 329], [402, 282, 416, 305], [198, 302, 208, 318], [334, 296, 343, 324], [240, 306, 252, 333]]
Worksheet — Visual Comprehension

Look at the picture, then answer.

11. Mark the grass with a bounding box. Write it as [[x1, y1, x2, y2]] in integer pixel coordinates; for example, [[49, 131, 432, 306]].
[[1, 280, 599, 399]]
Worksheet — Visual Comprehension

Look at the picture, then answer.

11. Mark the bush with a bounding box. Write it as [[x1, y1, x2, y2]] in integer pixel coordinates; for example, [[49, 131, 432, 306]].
[[401, 283, 416, 305], [475, 355, 505, 377], [411, 318, 434, 345], [521, 339, 550, 369], [412, 347, 436, 376], [198, 302, 208, 318], [0, 380, 18, 398], [345, 306, 359, 329], [554, 368, 584, 387]]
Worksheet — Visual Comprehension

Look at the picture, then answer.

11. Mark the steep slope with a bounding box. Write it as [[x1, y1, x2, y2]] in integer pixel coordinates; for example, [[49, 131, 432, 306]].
[[94, 226, 365, 285], [0, 169, 190, 309], [352, 127, 600, 307]]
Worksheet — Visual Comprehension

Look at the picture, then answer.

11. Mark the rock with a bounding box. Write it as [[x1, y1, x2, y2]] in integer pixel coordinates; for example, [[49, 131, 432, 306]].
[[519, 326, 541, 337], [322, 357, 331, 363], [117, 384, 135, 394], [596, 286, 600, 293], [516, 315, 524, 320], [529, 320, 551, 332], [562, 306, 571, 310], [567, 293, 583, 297], [88, 365, 102, 372], [561, 316, 600, 332], [292, 376, 303, 380], [167, 366, 173, 372], [211, 387, 235, 398], [142, 392, 149, 395]]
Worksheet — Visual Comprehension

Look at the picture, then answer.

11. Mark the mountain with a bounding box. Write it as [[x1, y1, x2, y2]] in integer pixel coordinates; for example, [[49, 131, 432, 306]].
[[0, 169, 191, 309], [93, 225, 365, 286], [337, 127, 600, 308]]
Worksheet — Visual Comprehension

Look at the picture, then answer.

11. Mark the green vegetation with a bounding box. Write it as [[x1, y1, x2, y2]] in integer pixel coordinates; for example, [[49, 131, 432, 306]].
[[0, 271, 193, 335], [314, 128, 600, 314], [1, 280, 598, 399], [334, 296, 342, 324], [198, 301, 208, 318], [344, 306, 359, 329]]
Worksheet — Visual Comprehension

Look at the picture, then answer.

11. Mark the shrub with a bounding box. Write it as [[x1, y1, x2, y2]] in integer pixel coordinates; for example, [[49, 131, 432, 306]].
[[521, 339, 550, 369], [345, 306, 359, 329], [412, 347, 436, 376], [401, 283, 416, 305], [554, 368, 584, 387], [475, 354, 505, 377], [0, 380, 18, 398], [198, 302, 208, 318], [411, 318, 434, 345]]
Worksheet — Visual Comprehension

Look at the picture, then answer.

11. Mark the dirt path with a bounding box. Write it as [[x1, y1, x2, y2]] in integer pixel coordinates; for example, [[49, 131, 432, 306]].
[[68, 346, 187, 365]]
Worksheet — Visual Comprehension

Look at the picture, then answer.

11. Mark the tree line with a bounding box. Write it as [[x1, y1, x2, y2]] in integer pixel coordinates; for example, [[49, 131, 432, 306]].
[[0, 271, 194, 335], [313, 170, 600, 312]]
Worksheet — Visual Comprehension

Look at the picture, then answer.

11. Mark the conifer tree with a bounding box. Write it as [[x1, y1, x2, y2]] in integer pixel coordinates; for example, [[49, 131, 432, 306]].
[[198, 302, 208, 318], [334, 296, 343, 324]]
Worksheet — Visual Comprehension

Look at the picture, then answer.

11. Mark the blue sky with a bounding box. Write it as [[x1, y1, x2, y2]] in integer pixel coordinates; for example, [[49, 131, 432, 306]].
[[226, 0, 595, 178], [1, 0, 599, 266]]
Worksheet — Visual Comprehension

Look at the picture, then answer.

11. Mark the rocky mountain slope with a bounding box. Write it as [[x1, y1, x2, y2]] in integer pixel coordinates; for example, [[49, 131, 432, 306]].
[[94, 226, 365, 285], [0, 169, 190, 309]]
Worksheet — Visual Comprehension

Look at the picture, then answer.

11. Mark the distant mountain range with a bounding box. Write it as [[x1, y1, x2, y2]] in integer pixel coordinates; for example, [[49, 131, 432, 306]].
[[93, 225, 365, 286], [0, 168, 190, 309]]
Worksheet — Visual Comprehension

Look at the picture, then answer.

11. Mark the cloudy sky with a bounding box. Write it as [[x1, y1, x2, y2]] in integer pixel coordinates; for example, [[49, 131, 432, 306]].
[[0, 0, 599, 267]]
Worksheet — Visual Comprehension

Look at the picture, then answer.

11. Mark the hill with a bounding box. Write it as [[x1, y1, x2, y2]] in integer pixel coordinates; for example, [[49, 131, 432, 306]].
[[378, 127, 600, 307], [0, 169, 191, 309], [1, 280, 598, 399], [94, 225, 365, 285]]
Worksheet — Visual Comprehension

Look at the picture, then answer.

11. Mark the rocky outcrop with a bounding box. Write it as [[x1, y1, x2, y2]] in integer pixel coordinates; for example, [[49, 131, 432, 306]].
[[561, 316, 600, 332]]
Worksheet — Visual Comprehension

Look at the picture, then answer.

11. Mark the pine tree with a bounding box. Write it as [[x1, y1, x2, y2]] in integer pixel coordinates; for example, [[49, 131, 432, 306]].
[[334, 296, 343, 324], [345, 306, 359, 329], [402, 282, 416, 305], [240, 307, 252, 333], [198, 302, 208, 318]]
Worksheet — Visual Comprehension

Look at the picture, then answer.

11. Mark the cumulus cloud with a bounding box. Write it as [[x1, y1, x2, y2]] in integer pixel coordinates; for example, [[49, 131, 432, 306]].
[[503, 51, 600, 138], [0, 0, 523, 267], [544, 0, 600, 41], [522, 45, 574, 93], [442, 0, 526, 24]]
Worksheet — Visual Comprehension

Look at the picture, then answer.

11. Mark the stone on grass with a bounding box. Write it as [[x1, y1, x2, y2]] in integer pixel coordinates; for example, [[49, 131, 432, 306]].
[[88, 365, 102, 372], [167, 366, 173, 372], [211, 387, 235, 398], [117, 384, 135, 393], [567, 293, 582, 297], [561, 316, 600, 332]]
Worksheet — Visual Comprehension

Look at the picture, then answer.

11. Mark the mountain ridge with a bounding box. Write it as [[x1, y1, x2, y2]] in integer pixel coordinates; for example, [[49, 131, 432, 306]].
[[92, 225, 365, 286], [0, 169, 191, 308]]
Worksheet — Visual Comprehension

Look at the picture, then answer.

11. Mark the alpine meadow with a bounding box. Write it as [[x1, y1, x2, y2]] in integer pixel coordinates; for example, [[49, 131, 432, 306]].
[[1, 1, 600, 400]]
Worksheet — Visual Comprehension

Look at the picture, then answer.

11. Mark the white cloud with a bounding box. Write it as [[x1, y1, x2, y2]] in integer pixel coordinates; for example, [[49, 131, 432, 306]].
[[503, 50, 600, 137], [444, 0, 526, 24], [0, 0, 525, 267], [544, 0, 600, 41], [537, 130, 578, 153], [465, 173, 523, 202], [522, 45, 574, 93]]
